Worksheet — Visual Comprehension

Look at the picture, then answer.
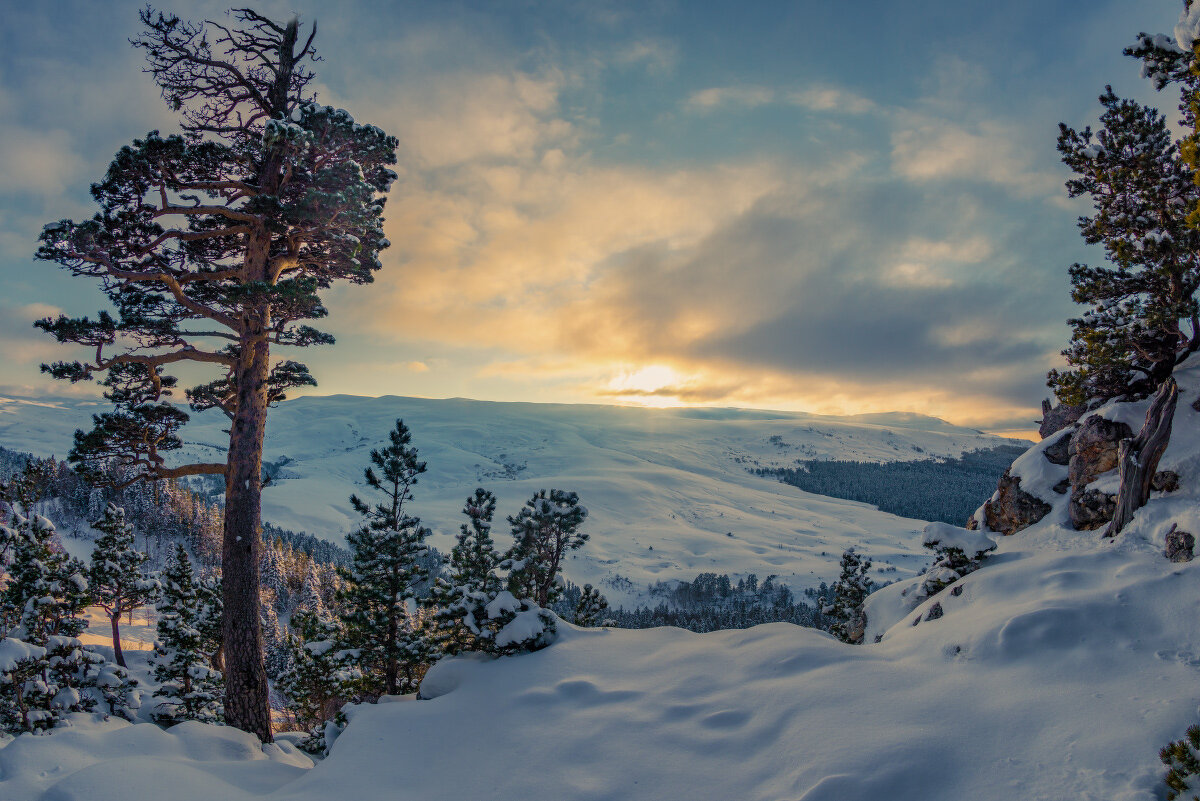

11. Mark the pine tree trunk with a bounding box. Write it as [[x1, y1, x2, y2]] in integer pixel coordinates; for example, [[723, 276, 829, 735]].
[[1106, 377, 1178, 537], [110, 612, 125, 669], [221, 326, 273, 741]]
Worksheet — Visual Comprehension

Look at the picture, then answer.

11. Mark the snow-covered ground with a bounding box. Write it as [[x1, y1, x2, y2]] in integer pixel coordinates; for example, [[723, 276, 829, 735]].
[[2, 366, 1199, 799], [0, 394, 1016, 601]]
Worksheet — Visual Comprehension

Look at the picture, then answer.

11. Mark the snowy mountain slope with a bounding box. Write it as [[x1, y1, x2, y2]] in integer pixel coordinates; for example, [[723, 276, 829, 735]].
[[4, 371, 1198, 801], [0, 394, 1018, 600]]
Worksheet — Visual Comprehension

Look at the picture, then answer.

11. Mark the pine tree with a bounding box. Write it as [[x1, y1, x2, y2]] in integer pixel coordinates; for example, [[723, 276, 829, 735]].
[[88, 503, 157, 668], [0, 501, 114, 734], [824, 549, 872, 645], [573, 584, 610, 627], [339, 420, 433, 696], [151, 544, 223, 724], [275, 610, 360, 753], [1049, 87, 1200, 404], [428, 489, 504, 655], [505, 489, 589, 608], [1162, 724, 1200, 800], [33, 8, 398, 741], [195, 572, 224, 673]]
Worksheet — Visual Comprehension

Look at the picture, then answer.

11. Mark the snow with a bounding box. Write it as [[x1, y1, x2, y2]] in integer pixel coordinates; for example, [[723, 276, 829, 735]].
[[8, 370, 1200, 799], [0, 393, 1021, 603], [921, 521, 996, 556], [492, 608, 550, 648], [1177, 4, 1200, 51], [0, 638, 45, 672]]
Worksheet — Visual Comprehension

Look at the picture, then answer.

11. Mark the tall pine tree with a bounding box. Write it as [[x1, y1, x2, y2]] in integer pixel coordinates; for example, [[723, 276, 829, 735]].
[[33, 8, 398, 740], [1050, 87, 1200, 403]]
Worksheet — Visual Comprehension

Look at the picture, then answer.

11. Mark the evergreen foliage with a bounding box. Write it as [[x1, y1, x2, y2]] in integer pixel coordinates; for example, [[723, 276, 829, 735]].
[[598, 573, 828, 633], [427, 488, 560, 657], [763, 445, 1026, 524], [1162, 724, 1200, 801], [573, 584, 610, 627], [0, 501, 102, 733], [88, 503, 157, 667], [33, 6, 399, 740], [339, 420, 433, 696], [428, 489, 504, 655], [825, 549, 873, 644], [275, 610, 360, 753], [505, 489, 588, 608], [151, 544, 223, 724], [1049, 86, 1200, 404]]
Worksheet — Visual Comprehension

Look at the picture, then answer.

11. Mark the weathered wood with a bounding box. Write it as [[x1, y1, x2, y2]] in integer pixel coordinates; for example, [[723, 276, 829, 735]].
[[1106, 377, 1178, 537]]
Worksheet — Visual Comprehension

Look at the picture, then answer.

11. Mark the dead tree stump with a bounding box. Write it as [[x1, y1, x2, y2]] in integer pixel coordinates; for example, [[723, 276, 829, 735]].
[[1106, 377, 1178, 537]]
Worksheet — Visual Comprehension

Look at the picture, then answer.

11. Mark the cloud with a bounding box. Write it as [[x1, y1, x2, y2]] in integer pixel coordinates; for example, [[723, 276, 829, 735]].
[[380, 70, 576, 169], [684, 84, 877, 116], [891, 118, 1060, 196], [612, 38, 679, 76], [786, 87, 876, 114], [684, 86, 776, 113]]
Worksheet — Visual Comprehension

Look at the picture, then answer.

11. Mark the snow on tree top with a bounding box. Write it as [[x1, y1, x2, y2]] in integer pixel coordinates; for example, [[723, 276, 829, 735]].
[[921, 522, 996, 556]]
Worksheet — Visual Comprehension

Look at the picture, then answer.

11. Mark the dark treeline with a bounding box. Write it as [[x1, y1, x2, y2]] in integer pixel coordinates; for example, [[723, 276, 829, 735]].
[[570, 573, 833, 634], [760, 445, 1028, 524]]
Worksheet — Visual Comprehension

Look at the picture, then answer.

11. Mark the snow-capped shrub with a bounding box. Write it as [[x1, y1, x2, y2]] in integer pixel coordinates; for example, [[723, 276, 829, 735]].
[[920, 523, 997, 596]]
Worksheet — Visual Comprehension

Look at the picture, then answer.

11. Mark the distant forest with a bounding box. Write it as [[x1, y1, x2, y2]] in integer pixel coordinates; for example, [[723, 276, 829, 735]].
[[556, 573, 838, 634], [759, 444, 1028, 525]]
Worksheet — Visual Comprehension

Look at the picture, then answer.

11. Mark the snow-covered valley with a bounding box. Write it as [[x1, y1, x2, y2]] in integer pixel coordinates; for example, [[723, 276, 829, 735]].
[[0, 394, 1017, 602], [3, 365, 1200, 800]]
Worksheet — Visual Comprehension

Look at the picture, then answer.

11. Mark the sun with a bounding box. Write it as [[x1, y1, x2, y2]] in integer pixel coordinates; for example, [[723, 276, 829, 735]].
[[606, 365, 685, 407]]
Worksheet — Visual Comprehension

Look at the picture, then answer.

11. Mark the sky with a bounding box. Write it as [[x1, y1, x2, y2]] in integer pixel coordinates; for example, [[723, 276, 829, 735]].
[[0, 0, 1189, 437]]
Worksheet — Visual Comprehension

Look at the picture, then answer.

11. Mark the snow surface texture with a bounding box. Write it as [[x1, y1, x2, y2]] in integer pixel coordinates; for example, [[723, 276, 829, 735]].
[[4, 365, 1200, 799], [0, 395, 1014, 602]]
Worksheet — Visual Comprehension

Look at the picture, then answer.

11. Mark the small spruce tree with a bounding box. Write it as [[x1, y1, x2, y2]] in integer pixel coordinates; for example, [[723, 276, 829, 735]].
[[1161, 724, 1200, 801], [339, 419, 433, 696], [151, 544, 223, 724], [88, 503, 157, 668], [505, 489, 589, 608], [428, 489, 504, 655], [0, 504, 103, 733], [824, 548, 872, 645], [573, 584, 610, 627], [276, 610, 361, 753]]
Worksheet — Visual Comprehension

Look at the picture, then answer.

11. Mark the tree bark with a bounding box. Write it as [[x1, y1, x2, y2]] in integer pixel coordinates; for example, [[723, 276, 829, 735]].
[[1106, 377, 1178, 537], [110, 612, 125, 669], [221, 331, 272, 741], [218, 17, 299, 743]]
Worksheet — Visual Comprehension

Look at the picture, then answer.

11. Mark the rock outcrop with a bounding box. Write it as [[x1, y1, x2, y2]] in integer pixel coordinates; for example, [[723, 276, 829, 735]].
[[1068, 415, 1133, 488], [1069, 488, 1117, 531], [970, 470, 1051, 536], [1039, 398, 1085, 439], [1063, 414, 1132, 530], [1166, 525, 1195, 563], [1042, 430, 1073, 466]]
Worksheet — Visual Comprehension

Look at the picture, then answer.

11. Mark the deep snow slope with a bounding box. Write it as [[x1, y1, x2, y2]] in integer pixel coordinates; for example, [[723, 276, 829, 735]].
[[2, 368, 1200, 800], [0, 394, 1014, 600]]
